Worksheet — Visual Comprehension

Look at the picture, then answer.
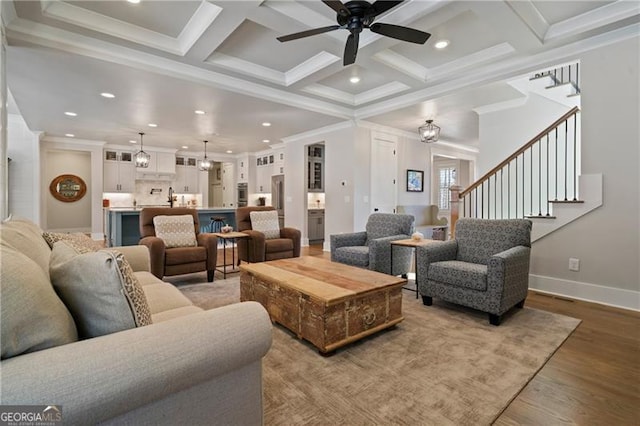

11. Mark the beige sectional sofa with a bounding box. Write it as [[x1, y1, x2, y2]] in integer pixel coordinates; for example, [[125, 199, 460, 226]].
[[0, 217, 272, 425]]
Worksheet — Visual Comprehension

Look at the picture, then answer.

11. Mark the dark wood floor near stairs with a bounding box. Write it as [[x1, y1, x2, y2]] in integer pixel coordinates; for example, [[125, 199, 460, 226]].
[[302, 244, 640, 425]]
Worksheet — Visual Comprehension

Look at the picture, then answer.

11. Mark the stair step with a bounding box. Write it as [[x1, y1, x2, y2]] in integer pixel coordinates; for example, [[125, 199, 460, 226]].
[[549, 199, 584, 204], [529, 73, 552, 81], [567, 92, 581, 98], [525, 215, 557, 219], [545, 81, 572, 90]]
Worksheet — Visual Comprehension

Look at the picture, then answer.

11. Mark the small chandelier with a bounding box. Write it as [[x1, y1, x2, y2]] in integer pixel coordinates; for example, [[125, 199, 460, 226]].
[[418, 119, 440, 143], [199, 140, 213, 171], [134, 132, 151, 168]]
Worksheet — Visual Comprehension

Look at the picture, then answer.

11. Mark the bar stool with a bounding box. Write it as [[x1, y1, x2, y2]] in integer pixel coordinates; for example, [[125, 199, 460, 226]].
[[209, 217, 225, 233]]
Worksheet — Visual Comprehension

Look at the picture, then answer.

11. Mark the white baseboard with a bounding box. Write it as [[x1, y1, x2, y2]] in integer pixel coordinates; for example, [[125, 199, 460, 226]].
[[529, 274, 640, 311]]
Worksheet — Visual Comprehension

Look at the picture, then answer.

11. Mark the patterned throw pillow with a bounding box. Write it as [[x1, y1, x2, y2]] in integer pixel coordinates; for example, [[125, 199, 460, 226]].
[[152, 215, 197, 248], [250, 210, 280, 239], [43, 231, 104, 251], [50, 241, 153, 339]]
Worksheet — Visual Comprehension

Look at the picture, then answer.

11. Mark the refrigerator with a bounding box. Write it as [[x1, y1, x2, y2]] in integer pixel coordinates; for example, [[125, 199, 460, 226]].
[[271, 174, 285, 228]]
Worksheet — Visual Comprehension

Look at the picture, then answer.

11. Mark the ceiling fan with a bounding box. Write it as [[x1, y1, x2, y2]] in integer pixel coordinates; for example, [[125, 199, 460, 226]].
[[277, 0, 431, 66]]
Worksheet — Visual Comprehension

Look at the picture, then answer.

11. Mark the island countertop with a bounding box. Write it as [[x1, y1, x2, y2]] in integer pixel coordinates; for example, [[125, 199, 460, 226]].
[[105, 207, 237, 247]]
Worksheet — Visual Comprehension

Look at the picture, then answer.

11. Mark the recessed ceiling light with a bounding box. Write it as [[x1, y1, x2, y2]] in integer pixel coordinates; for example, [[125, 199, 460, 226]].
[[64, 111, 77, 117], [194, 110, 205, 115], [182, 145, 189, 149], [226, 150, 233, 154], [126, 0, 141, 4], [349, 76, 360, 84], [129, 140, 137, 144], [262, 122, 271, 127], [148, 123, 158, 128], [65, 133, 75, 138], [434, 40, 449, 49], [100, 92, 115, 98], [263, 139, 270, 143]]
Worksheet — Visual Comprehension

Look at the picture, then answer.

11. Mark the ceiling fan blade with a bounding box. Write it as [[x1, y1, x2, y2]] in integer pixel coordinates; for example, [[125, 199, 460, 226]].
[[369, 23, 431, 44], [343, 32, 360, 66], [370, 1, 404, 17], [322, 0, 350, 16], [277, 25, 341, 42]]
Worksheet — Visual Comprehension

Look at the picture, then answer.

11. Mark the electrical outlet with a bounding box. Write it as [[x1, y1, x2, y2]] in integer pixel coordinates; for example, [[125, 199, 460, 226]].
[[569, 258, 580, 271]]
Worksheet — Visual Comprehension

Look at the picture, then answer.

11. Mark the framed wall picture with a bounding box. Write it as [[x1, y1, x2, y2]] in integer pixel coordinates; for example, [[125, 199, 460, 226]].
[[406, 169, 424, 192]]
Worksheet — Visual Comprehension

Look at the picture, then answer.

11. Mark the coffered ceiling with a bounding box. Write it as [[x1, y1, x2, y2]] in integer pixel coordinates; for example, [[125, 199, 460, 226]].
[[2, 0, 638, 154]]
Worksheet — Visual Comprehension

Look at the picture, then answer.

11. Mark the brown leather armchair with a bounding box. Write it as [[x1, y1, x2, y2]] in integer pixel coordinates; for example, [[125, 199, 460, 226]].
[[139, 208, 218, 282], [236, 206, 301, 263]]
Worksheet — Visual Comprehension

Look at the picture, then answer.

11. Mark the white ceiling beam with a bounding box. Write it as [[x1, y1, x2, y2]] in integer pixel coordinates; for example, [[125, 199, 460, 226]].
[[506, 0, 549, 42]]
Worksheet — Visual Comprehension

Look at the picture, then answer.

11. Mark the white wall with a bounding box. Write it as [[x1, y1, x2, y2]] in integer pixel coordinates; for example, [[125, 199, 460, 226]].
[[397, 133, 432, 207], [44, 150, 92, 231], [529, 37, 639, 302], [7, 114, 40, 223], [478, 93, 570, 176]]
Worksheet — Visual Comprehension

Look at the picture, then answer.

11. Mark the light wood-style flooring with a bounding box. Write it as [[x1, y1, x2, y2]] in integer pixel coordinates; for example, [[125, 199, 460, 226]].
[[303, 244, 640, 425]]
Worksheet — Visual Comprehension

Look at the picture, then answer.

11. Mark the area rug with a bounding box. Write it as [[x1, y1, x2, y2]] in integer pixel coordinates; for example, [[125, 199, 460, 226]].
[[174, 272, 580, 425]]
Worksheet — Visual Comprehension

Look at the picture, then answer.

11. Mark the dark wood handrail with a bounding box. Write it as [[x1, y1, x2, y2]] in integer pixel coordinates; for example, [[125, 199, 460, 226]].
[[460, 106, 580, 197]]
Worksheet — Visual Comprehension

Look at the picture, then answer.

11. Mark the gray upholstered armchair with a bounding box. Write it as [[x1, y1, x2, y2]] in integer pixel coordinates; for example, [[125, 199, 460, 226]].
[[330, 213, 415, 276], [416, 218, 532, 325]]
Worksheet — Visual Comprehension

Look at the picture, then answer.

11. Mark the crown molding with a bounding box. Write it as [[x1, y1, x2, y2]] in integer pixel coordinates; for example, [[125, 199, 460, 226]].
[[6, 18, 354, 120], [356, 120, 418, 140], [42, 136, 106, 148], [302, 81, 410, 106], [472, 96, 528, 115], [507, 0, 549, 42], [285, 51, 341, 85], [427, 43, 516, 82], [40, 0, 221, 56], [373, 49, 427, 82], [545, 1, 640, 42], [281, 120, 355, 144], [355, 23, 640, 120], [206, 52, 284, 85]]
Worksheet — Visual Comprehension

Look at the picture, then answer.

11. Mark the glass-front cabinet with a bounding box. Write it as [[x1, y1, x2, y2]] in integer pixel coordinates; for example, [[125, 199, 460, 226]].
[[307, 144, 324, 192]]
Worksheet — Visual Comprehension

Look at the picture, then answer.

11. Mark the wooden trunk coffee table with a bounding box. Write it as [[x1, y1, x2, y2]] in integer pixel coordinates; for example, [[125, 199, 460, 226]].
[[240, 256, 406, 354]]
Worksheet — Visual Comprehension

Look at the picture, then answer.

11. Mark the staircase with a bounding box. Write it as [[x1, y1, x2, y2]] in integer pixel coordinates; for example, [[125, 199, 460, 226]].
[[452, 64, 603, 241]]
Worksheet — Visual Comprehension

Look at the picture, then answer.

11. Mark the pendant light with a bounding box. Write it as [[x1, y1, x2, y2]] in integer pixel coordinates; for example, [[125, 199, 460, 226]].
[[134, 132, 151, 168], [199, 140, 213, 171], [418, 119, 440, 143]]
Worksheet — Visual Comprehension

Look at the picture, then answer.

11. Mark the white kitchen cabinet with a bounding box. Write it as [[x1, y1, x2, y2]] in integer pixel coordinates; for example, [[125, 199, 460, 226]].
[[103, 150, 135, 192], [272, 149, 284, 176], [237, 155, 249, 183], [255, 164, 271, 193], [222, 162, 235, 207], [136, 151, 176, 174], [308, 209, 325, 242], [175, 160, 199, 193]]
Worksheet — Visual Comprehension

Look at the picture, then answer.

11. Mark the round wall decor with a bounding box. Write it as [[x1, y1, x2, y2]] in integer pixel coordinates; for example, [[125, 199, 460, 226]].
[[49, 174, 87, 203]]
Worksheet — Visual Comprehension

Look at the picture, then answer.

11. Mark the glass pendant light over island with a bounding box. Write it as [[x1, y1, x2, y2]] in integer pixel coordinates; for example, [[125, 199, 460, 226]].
[[199, 140, 213, 171], [134, 132, 151, 168]]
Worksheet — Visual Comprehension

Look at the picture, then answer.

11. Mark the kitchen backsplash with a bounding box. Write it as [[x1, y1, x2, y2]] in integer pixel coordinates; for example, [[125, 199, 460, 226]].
[[307, 192, 325, 209], [104, 181, 201, 207]]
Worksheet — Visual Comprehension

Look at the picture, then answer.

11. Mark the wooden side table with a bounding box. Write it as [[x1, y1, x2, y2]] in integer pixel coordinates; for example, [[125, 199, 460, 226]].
[[212, 231, 250, 279], [390, 238, 442, 299]]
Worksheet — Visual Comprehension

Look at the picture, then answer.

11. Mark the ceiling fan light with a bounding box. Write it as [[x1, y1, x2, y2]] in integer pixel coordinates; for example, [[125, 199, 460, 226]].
[[135, 132, 151, 167], [418, 119, 440, 143]]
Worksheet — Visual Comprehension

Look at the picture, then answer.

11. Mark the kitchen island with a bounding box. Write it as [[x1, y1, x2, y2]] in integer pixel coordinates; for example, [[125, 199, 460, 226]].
[[105, 207, 237, 247]]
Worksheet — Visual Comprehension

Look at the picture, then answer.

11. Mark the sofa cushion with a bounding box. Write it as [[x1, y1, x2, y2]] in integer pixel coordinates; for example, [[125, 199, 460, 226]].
[[142, 282, 195, 315], [0, 216, 53, 278], [153, 215, 197, 248], [333, 246, 370, 268], [428, 260, 488, 291], [250, 210, 280, 239], [455, 219, 532, 265], [1, 245, 78, 359], [50, 242, 153, 339], [42, 231, 104, 251]]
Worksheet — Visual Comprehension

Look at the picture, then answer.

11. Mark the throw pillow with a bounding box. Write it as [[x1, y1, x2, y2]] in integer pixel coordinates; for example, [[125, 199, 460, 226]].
[[249, 210, 280, 239], [42, 231, 104, 251], [0, 217, 54, 278], [152, 215, 197, 248], [1, 245, 78, 359], [50, 242, 153, 339]]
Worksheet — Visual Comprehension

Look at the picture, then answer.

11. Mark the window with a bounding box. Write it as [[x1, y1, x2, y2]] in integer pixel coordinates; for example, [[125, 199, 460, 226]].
[[437, 166, 456, 210]]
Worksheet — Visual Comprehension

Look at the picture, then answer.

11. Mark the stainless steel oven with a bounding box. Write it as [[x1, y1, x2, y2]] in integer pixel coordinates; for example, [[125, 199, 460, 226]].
[[237, 183, 248, 207]]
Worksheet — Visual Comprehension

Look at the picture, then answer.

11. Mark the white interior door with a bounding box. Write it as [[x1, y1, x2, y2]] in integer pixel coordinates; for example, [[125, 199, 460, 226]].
[[370, 134, 398, 213]]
